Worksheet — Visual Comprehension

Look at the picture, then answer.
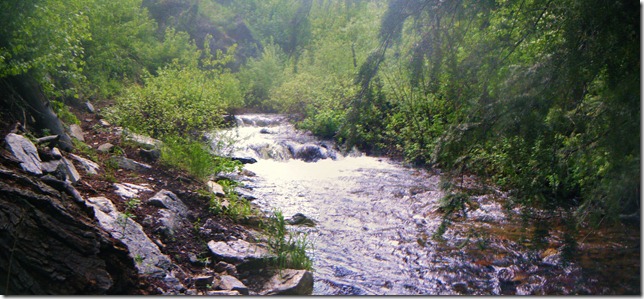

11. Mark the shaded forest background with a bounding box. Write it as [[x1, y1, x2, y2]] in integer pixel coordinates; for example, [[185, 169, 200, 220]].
[[0, 0, 639, 227]]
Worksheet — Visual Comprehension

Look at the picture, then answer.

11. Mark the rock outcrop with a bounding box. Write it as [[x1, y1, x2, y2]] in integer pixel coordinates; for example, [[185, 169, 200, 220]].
[[0, 167, 138, 295]]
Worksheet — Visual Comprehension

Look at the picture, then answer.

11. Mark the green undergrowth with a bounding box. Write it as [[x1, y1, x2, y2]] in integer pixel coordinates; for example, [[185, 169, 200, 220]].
[[159, 136, 242, 182], [263, 210, 313, 271]]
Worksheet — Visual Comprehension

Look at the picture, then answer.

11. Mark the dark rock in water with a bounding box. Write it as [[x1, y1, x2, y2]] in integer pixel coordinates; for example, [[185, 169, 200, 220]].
[[231, 156, 257, 164], [0, 166, 138, 294], [140, 148, 161, 162], [292, 143, 327, 162], [261, 270, 314, 295], [287, 213, 317, 227], [234, 187, 257, 201], [259, 128, 273, 134]]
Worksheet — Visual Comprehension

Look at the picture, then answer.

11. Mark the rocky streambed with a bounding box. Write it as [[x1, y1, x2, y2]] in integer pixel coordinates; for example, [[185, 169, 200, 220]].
[[211, 114, 641, 295]]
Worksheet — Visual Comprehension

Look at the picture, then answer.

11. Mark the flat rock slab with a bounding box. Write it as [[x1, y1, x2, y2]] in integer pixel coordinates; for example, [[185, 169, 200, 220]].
[[5, 133, 43, 175], [261, 269, 314, 295], [85, 196, 172, 277], [70, 153, 100, 175], [112, 156, 152, 172], [124, 132, 162, 150], [208, 239, 271, 264], [114, 182, 152, 199]]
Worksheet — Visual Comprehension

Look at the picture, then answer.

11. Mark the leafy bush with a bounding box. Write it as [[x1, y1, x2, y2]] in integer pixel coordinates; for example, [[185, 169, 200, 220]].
[[108, 59, 242, 139]]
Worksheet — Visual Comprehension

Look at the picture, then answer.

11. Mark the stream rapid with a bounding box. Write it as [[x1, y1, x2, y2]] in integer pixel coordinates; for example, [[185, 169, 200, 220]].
[[210, 114, 640, 295]]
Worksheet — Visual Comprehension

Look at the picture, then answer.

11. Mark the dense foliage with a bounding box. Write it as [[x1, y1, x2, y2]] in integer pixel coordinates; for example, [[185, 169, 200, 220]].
[[0, 0, 639, 227]]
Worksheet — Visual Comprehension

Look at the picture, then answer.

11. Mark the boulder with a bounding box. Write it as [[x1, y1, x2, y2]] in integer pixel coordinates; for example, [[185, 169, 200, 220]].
[[70, 153, 100, 175], [207, 181, 226, 197], [111, 156, 152, 172], [207, 239, 271, 264], [86, 196, 173, 277], [5, 133, 43, 175], [287, 213, 317, 227], [291, 143, 327, 162], [97, 143, 114, 153], [51, 147, 63, 159], [218, 275, 249, 295], [114, 182, 152, 199], [260, 269, 314, 295], [68, 124, 85, 142], [231, 156, 257, 164]]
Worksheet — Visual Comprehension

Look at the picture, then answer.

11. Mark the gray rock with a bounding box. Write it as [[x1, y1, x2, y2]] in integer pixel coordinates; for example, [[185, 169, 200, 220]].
[[155, 209, 181, 238], [287, 213, 317, 227], [207, 181, 226, 197], [40, 160, 66, 180], [146, 190, 188, 217], [261, 269, 314, 295], [61, 157, 81, 184], [123, 131, 162, 150], [112, 156, 152, 172], [97, 143, 114, 153], [259, 128, 273, 134], [207, 239, 271, 264], [234, 187, 257, 201], [218, 275, 249, 295], [85, 101, 96, 113], [51, 147, 63, 159], [5, 133, 43, 175], [114, 182, 152, 199], [85, 196, 172, 277], [68, 124, 85, 142], [70, 153, 100, 175]]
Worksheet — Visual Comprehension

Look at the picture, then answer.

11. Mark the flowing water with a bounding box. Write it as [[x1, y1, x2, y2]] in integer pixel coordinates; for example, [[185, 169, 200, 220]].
[[210, 114, 640, 295]]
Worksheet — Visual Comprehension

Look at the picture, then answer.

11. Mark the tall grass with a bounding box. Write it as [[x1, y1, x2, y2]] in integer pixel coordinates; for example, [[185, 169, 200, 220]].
[[159, 136, 241, 182], [264, 210, 313, 270]]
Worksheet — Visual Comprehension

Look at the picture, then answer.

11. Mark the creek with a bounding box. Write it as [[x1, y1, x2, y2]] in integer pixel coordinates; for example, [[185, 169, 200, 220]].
[[210, 114, 640, 295]]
